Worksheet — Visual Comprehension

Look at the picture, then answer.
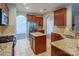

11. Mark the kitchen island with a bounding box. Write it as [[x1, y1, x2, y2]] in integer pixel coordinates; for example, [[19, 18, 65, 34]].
[[30, 32, 46, 54], [51, 39, 79, 56]]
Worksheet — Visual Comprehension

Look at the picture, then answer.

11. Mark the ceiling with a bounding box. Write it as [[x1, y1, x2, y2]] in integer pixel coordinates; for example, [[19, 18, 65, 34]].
[[16, 3, 68, 15]]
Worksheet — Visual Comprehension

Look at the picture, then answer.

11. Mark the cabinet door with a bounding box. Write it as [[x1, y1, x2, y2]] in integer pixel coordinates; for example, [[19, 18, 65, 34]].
[[36, 17, 40, 25], [35, 36, 46, 54], [32, 15, 36, 22], [40, 18, 43, 26], [27, 15, 33, 21], [39, 17, 43, 26], [51, 33, 63, 42], [0, 3, 3, 9], [54, 8, 66, 26]]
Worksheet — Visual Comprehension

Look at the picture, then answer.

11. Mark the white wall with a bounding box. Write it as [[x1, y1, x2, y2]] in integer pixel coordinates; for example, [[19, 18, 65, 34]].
[[8, 4, 16, 25], [72, 4, 79, 31], [43, 12, 54, 34], [65, 4, 72, 30]]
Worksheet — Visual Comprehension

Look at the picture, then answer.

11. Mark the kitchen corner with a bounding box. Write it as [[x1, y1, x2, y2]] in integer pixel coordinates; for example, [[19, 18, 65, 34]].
[[0, 3, 16, 56], [0, 25, 16, 56]]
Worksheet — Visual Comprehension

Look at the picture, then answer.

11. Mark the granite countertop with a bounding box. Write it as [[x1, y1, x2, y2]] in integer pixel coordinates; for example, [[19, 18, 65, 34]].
[[0, 34, 15, 37], [51, 39, 79, 56], [30, 32, 45, 37], [0, 42, 13, 56]]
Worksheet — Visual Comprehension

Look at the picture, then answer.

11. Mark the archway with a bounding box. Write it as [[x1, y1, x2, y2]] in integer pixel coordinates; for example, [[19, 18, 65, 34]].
[[16, 15, 27, 40]]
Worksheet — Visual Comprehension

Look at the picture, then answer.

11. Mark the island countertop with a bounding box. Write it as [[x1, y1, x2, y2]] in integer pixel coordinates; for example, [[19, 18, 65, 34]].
[[30, 32, 46, 37], [51, 39, 79, 56]]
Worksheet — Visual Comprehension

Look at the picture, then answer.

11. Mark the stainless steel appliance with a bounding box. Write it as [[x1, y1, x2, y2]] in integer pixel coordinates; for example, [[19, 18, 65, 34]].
[[0, 9, 9, 26], [28, 21, 39, 32]]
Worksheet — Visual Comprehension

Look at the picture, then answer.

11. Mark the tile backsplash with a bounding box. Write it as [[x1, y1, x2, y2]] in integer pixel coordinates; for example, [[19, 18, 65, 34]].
[[0, 25, 16, 36]]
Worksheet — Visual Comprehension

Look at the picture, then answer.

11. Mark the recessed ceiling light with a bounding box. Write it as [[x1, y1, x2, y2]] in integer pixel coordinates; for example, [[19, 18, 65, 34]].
[[40, 9, 47, 13], [40, 10, 43, 12], [23, 3, 26, 5], [26, 7, 30, 10]]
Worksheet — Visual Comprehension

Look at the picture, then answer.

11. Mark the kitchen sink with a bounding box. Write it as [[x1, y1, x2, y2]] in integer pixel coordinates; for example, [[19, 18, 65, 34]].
[[63, 34, 76, 39]]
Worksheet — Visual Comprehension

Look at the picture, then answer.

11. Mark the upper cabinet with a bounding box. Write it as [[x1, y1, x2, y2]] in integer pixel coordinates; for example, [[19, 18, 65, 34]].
[[39, 17, 43, 26], [27, 15, 43, 26], [54, 8, 67, 26], [0, 4, 3, 9]]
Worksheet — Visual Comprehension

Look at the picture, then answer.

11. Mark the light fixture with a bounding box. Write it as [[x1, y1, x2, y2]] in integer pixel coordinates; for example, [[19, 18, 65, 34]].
[[23, 3, 26, 5], [40, 10, 43, 12], [26, 7, 30, 10], [40, 9, 47, 13]]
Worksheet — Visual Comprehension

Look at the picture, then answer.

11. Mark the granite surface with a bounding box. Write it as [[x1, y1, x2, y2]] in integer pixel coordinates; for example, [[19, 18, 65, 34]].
[[30, 32, 45, 37], [51, 39, 79, 56], [0, 42, 13, 56]]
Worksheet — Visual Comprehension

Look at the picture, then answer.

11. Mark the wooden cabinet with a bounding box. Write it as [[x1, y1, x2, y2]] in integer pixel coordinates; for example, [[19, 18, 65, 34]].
[[38, 30, 44, 33], [39, 17, 43, 26], [0, 3, 3, 9], [32, 15, 36, 22], [51, 45, 70, 56], [54, 8, 66, 26], [27, 15, 43, 26], [27, 15, 33, 21], [36, 17, 40, 25], [51, 33, 64, 42], [30, 34, 46, 54]]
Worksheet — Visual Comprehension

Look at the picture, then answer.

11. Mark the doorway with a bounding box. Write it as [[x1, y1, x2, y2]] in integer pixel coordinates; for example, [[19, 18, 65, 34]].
[[16, 15, 27, 40]]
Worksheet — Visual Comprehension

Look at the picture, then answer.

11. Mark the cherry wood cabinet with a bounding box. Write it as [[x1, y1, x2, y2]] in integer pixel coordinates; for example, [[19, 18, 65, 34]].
[[39, 17, 43, 26], [36, 17, 40, 25], [54, 8, 67, 26], [51, 33, 64, 42], [30, 34, 46, 54], [32, 15, 36, 22], [38, 30, 44, 33], [27, 15, 33, 21], [27, 15, 43, 26], [51, 45, 70, 56], [0, 3, 3, 9]]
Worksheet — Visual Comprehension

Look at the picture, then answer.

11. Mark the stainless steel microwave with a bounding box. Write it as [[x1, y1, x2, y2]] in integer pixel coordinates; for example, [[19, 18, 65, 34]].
[[0, 9, 9, 26]]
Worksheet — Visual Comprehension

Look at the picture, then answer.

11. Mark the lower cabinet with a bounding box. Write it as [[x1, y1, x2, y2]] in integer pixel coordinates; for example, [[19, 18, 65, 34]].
[[30, 35, 46, 54], [38, 30, 45, 33], [51, 33, 64, 42], [51, 45, 71, 56]]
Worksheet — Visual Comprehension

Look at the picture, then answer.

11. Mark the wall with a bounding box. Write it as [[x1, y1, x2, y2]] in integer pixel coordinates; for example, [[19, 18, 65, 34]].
[[72, 4, 79, 31], [66, 4, 72, 31], [43, 12, 54, 34], [0, 4, 16, 36]]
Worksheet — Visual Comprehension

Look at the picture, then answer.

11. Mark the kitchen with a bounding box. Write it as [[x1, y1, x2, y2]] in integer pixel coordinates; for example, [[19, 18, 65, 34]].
[[0, 3, 79, 56]]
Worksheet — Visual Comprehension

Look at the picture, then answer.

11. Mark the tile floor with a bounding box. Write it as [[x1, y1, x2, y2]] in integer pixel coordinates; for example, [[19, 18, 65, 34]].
[[14, 38, 51, 56]]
